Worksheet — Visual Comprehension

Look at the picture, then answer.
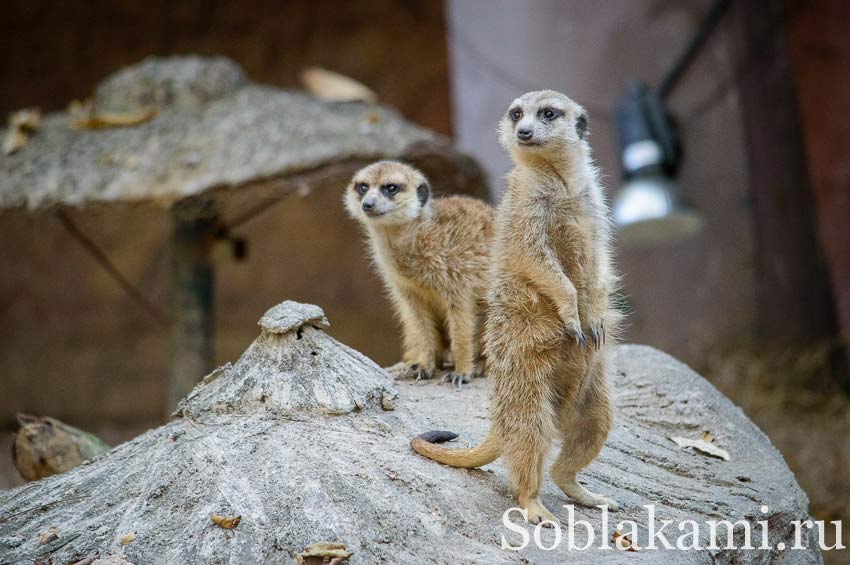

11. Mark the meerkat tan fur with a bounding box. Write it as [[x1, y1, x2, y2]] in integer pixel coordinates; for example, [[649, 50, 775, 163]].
[[411, 91, 622, 524], [345, 161, 494, 384]]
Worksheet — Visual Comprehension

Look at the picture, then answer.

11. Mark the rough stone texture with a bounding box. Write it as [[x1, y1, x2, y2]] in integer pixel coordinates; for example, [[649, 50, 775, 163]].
[[0, 56, 484, 211], [258, 301, 330, 334], [0, 302, 821, 564], [93, 56, 247, 113]]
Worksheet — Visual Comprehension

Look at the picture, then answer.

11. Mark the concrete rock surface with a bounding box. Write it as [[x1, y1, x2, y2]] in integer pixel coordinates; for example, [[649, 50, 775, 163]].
[[0, 301, 821, 564]]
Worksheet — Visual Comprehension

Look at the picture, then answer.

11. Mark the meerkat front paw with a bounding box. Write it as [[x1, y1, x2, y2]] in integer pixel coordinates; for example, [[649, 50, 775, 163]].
[[561, 318, 586, 349]]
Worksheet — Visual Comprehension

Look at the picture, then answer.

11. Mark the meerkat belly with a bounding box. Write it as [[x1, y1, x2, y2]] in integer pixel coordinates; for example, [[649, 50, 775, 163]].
[[485, 270, 564, 357], [550, 216, 594, 287]]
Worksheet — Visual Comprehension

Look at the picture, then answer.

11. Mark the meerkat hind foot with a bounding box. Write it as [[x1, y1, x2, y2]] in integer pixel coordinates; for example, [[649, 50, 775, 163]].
[[557, 479, 619, 511], [519, 497, 560, 527], [404, 363, 434, 381], [442, 372, 470, 388]]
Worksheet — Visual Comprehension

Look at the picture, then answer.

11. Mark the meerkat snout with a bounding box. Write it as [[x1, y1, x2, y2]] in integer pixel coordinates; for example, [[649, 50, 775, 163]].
[[361, 195, 377, 213]]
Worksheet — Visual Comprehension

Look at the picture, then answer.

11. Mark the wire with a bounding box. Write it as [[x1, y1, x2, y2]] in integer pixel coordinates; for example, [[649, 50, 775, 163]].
[[55, 209, 170, 327], [658, 0, 733, 100]]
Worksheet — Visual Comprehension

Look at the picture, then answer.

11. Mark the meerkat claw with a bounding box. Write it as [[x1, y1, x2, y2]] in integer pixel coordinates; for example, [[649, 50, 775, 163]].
[[576, 332, 587, 350], [442, 372, 470, 388], [589, 327, 599, 350], [409, 364, 434, 381], [564, 325, 586, 349]]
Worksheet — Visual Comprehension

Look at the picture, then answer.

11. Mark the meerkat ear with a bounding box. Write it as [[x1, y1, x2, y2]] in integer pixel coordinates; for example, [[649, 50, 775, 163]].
[[416, 182, 430, 206], [576, 113, 588, 140]]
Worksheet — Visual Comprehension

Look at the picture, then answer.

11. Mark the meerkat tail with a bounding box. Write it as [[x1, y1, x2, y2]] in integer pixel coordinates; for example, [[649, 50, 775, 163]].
[[410, 429, 501, 468]]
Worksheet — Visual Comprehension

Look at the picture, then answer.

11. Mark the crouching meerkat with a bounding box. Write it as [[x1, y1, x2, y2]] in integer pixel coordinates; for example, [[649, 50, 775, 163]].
[[345, 161, 494, 385], [411, 91, 622, 524]]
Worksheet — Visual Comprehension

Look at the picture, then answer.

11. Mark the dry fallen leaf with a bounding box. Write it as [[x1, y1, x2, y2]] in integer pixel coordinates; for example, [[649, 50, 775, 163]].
[[670, 435, 730, 461], [10, 108, 41, 130], [69, 99, 157, 130], [3, 128, 28, 155], [3, 107, 41, 155], [300, 67, 377, 103], [210, 514, 241, 529], [701, 430, 714, 442], [612, 529, 639, 551], [296, 541, 352, 565], [38, 525, 59, 545], [119, 532, 136, 545]]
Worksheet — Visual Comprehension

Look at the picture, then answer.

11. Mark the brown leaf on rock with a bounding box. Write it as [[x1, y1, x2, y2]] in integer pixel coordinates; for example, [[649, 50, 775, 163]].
[[69, 99, 157, 130], [300, 67, 377, 103], [10, 108, 41, 131], [39, 525, 59, 545], [670, 435, 731, 461], [3, 128, 28, 155], [210, 514, 241, 529], [3, 107, 41, 155], [701, 430, 714, 442], [612, 529, 639, 551], [296, 541, 352, 565]]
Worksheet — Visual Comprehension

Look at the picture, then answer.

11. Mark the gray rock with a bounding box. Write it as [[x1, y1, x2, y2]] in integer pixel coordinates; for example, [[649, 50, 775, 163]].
[[0, 301, 821, 564], [94, 55, 246, 113]]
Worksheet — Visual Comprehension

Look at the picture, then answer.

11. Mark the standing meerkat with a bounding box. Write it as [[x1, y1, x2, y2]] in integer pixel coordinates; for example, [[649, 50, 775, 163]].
[[411, 91, 622, 524], [345, 161, 494, 385]]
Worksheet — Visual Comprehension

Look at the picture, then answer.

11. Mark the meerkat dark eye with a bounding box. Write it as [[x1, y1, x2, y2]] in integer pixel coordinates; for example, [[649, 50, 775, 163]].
[[538, 108, 562, 121], [510, 108, 523, 121], [355, 182, 369, 195], [382, 183, 399, 196]]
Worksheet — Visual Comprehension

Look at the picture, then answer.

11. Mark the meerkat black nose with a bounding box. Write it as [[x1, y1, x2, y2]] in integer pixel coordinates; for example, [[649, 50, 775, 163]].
[[362, 199, 376, 212], [517, 128, 533, 141]]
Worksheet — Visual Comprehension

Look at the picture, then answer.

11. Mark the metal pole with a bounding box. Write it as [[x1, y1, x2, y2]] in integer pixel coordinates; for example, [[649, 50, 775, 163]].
[[168, 200, 217, 414]]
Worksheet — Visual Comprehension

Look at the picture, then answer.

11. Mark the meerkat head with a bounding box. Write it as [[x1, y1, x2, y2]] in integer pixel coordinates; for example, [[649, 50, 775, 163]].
[[498, 90, 589, 162], [344, 160, 432, 226]]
